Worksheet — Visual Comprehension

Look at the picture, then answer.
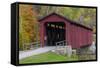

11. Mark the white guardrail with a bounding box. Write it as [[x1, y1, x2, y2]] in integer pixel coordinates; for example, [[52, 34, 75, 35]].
[[56, 40, 66, 46]]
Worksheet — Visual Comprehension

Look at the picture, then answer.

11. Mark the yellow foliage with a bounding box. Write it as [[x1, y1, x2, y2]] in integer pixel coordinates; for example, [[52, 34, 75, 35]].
[[19, 4, 39, 50]]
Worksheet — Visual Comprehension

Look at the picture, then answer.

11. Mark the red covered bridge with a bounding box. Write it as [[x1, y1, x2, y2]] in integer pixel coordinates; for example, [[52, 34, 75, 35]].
[[39, 13, 93, 49]]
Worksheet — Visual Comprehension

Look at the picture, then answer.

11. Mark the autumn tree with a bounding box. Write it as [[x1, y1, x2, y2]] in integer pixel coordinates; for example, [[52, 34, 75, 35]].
[[19, 5, 39, 50]]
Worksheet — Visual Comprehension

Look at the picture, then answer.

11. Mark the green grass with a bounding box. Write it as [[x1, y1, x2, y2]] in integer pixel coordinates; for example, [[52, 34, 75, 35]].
[[19, 52, 78, 64]]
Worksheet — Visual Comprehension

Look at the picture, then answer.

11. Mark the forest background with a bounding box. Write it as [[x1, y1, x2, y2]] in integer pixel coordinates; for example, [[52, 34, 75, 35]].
[[19, 4, 96, 50]]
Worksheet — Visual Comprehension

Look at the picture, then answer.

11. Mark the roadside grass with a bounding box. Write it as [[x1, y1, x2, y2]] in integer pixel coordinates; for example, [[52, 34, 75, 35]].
[[78, 54, 96, 60], [19, 51, 78, 64]]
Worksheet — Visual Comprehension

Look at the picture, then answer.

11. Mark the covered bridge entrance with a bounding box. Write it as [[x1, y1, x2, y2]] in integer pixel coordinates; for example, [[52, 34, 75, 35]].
[[45, 22, 66, 46]]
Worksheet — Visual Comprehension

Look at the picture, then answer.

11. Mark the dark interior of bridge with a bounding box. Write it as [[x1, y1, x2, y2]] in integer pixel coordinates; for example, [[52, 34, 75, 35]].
[[45, 22, 66, 46]]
